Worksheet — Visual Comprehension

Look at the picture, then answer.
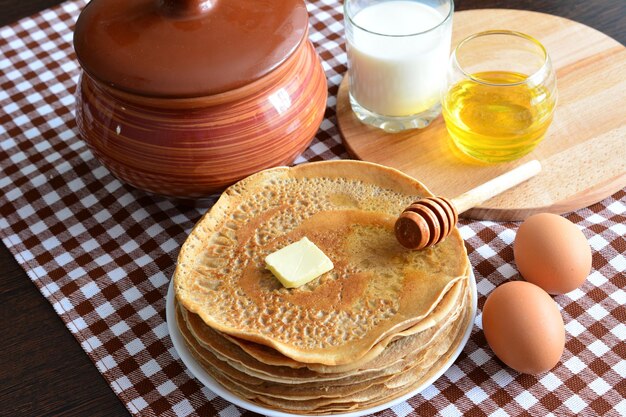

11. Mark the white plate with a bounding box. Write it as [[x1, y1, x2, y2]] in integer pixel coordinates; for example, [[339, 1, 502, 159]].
[[166, 269, 477, 417]]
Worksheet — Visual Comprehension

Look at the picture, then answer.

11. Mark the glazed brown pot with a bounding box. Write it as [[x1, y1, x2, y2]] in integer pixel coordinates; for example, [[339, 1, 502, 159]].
[[73, 0, 327, 199]]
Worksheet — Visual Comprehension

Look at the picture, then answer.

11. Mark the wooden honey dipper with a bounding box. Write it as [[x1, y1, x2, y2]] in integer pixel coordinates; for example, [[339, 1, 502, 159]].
[[395, 160, 542, 250]]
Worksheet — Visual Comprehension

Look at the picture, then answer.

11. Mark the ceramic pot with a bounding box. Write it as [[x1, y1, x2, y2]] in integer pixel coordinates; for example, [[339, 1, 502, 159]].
[[73, 0, 327, 199]]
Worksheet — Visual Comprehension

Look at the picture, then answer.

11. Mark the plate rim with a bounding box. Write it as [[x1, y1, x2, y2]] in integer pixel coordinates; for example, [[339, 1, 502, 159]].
[[166, 269, 478, 417]]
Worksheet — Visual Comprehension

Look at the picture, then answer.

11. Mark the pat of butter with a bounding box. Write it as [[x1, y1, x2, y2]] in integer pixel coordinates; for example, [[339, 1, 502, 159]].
[[265, 237, 334, 288]]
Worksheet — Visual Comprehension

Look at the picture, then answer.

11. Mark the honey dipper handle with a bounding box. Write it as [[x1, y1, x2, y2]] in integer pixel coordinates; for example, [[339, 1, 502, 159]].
[[450, 160, 542, 214]]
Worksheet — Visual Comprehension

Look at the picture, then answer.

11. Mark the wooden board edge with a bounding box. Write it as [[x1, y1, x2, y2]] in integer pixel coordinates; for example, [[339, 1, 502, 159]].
[[463, 172, 626, 221]]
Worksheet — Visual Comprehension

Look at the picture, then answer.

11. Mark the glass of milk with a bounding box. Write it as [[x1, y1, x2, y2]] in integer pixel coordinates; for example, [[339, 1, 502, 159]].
[[344, 0, 453, 132]]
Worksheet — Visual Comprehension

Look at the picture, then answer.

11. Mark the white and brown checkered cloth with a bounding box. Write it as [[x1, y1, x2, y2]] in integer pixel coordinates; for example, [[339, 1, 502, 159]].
[[1, 1, 624, 416]]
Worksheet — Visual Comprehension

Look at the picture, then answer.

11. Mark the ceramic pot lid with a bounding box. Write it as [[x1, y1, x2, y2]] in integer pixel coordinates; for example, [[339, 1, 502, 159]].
[[73, 0, 309, 97]]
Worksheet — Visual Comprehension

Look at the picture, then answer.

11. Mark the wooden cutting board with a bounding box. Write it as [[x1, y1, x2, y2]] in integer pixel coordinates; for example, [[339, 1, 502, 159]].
[[338, 9, 626, 221]]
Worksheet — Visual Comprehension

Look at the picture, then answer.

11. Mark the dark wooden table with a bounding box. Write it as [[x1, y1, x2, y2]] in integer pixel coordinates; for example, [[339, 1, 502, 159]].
[[1, 1, 624, 416]]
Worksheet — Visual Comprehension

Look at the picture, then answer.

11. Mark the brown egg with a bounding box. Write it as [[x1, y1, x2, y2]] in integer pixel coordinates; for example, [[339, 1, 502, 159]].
[[514, 213, 592, 294], [482, 281, 565, 375]]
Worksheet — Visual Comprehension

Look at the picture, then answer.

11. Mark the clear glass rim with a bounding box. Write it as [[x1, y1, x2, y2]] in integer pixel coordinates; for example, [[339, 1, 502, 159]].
[[344, 0, 454, 38], [452, 30, 550, 87]]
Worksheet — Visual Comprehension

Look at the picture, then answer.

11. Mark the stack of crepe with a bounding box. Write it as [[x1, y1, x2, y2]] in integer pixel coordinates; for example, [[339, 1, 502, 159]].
[[173, 161, 473, 414]]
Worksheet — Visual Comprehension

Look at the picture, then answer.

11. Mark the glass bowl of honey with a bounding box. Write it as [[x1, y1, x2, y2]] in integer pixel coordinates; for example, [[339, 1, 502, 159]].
[[442, 30, 557, 163]]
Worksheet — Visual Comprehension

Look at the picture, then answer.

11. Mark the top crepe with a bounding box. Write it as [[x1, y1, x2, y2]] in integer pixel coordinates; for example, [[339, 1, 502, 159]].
[[174, 160, 469, 365]]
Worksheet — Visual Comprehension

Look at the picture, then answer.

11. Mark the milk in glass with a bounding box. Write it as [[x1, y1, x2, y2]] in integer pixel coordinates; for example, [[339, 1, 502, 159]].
[[346, 0, 452, 123]]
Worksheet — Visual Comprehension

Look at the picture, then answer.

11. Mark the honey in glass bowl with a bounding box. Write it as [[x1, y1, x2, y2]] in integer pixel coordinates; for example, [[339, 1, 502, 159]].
[[442, 31, 557, 163]]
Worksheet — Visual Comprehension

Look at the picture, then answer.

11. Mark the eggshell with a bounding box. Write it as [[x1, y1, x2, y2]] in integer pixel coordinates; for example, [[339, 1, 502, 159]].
[[482, 281, 565, 375], [514, 213, 592, 294]]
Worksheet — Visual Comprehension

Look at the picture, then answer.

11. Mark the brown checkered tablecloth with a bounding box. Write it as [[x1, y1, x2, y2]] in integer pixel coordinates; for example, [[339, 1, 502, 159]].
[[1, 1, 624, 416]]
